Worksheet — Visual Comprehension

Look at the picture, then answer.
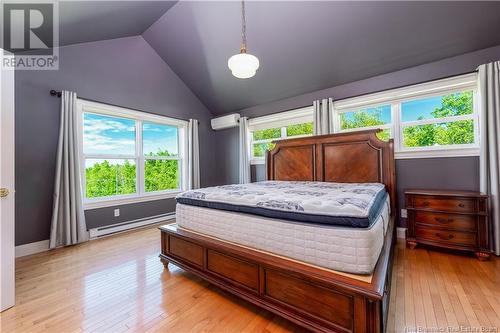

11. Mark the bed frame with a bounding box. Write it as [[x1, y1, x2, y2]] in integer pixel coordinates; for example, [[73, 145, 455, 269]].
[[159, 130, 397, 333]]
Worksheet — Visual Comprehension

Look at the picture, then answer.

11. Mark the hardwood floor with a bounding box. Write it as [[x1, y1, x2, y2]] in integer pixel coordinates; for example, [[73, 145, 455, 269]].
[[1, 225, 498, 333]]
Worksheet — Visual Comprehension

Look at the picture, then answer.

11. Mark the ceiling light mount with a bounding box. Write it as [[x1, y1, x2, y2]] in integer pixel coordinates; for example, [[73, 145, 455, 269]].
[[228, 0, 260, 79]]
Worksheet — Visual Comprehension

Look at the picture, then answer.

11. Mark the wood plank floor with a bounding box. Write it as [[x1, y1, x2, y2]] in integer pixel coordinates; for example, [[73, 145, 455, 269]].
[[1, 225, 498, 333]]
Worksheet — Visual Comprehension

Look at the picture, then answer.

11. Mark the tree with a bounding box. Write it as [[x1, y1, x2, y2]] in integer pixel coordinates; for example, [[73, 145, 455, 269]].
[[286, 122, 313, 137], [340, 108, 390, 141], [85, 149, 179, 198], [252, 123, 314, 157], [144, 150, 178, 192], [85, 159, 136, 198]]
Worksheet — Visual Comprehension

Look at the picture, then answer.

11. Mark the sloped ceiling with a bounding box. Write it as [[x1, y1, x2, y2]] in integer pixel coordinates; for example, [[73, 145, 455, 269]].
[[59, 1, 177, 46], [143, 1, 500, 115]]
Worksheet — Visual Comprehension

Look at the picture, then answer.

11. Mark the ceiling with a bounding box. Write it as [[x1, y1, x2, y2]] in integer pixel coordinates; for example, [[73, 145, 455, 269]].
[[142, 1, 500, 115], [52, 1, 500, 115], [59, 1, 177, 46]]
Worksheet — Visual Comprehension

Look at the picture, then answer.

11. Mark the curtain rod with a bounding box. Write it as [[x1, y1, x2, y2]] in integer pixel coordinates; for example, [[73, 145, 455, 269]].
[[49, 90, 198, 124]]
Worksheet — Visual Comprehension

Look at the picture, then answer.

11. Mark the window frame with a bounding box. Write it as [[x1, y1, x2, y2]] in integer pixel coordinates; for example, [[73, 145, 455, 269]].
[[77, 100, 188, 210], [332, 73, 480, 159], [248, 106, 314, 164]]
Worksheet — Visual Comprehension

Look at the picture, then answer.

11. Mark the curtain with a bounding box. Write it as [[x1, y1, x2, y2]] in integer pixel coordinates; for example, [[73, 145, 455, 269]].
[[187, 119, 200, 190], [478, 61, 500, 255], [49, 91, 88, 249], [239, 116, 251, 184], [313, 98, 334, 135]]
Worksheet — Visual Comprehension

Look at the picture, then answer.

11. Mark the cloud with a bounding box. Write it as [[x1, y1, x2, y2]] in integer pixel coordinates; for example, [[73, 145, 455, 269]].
[[143, 123, 176, 133], [84, 117, 135, 132], [84, 116, 136, 155]]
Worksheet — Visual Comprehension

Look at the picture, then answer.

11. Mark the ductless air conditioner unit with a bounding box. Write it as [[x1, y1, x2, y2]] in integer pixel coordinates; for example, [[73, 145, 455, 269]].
[[211, 113, 240, 130]]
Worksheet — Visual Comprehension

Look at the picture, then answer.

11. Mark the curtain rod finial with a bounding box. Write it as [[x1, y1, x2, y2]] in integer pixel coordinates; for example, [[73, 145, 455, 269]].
[[50, 90, 62, 97]]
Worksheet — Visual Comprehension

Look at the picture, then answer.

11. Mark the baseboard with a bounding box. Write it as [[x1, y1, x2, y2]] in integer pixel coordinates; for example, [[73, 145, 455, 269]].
[[397, 227, 407, 240], [15, 239, 49, 258], [15, 213, 176, 258], [89, 212, 176, 239]]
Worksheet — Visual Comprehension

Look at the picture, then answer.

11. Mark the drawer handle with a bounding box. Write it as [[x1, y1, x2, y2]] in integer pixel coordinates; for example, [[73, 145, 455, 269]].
[[422, 201, 430, 206], [435, 217, 453, 224], [458, 203, 465, 208], [435, 232, 454, 240]]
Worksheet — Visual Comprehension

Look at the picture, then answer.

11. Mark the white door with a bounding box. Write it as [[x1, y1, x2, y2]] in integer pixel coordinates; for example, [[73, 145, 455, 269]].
[[0, 51, 15, 312]]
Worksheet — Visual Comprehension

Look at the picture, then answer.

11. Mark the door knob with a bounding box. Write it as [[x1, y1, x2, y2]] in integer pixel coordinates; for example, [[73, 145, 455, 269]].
[[0, 188, 9, 198]]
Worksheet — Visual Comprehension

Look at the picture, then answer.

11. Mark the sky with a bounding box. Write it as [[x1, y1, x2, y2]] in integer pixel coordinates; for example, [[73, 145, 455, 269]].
[[83, 113, 178, 162], [401, 95, 444, 122]]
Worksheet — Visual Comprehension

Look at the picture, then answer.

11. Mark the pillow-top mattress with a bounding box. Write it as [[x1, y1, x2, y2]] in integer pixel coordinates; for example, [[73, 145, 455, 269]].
[[175, 195, 390, 274], [177, 181, 388, 228]]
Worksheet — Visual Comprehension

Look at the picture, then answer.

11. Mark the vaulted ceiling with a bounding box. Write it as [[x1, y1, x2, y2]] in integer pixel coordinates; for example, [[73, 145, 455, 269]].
[[59, 1, 500, 115], [59, 1, 177, 46]]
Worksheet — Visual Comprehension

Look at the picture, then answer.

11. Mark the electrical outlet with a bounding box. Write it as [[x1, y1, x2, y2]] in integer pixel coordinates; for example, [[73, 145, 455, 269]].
[[401, 209, 407, 218], [114, 209, 120, 217]]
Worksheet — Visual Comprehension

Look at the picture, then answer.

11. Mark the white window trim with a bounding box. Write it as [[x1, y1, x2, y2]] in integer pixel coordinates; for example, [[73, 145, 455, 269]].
[[248, 106, 314, 130], [248, 106, 314, 164], [77, 99, 188, 210], [332, 73, 480, 159]]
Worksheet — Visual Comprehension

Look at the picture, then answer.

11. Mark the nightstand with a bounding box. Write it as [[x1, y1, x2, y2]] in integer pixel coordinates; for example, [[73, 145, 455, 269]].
[[405, 189, 490, 260]]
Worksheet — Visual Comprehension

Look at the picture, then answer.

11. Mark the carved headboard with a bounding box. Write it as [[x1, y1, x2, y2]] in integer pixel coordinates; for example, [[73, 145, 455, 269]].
[[266, 129, 397, 213]]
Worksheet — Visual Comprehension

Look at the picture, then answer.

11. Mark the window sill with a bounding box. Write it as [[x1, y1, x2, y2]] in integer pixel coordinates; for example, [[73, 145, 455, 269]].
[[84, 191, 182, 210], [395, 147, 479, 159], [250, 159, 265, 165]]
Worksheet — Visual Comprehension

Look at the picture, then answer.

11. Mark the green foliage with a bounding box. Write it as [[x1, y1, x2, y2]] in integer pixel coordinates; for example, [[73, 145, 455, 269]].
[[144, 149, 179, 192], [252, 122, 313, 157], [286, 122, 313, 137], [85, 150, 179, 199], [403, 92, 474, 147], [85, 160, 136, 198], [252, 128, 281, 141], [340, 108, 390, 141], [253, 143, 275, 158], [375, 129, 390, 141], [145, 159, 178, 192]]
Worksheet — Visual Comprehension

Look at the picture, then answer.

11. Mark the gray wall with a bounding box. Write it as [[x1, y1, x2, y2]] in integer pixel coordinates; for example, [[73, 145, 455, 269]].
[[15, 36, 219, 246], [215, 45, 499, 226]]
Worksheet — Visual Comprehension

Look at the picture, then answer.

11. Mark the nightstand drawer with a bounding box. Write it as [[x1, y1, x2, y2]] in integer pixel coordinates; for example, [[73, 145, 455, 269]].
[[413, 196, 475, 213], [415, 226, 476, 247], [414, 211, 476, 231]]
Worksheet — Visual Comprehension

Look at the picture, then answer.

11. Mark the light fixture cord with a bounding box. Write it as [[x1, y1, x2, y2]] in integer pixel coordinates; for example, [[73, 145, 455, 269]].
[[241, 0, 247, 53]]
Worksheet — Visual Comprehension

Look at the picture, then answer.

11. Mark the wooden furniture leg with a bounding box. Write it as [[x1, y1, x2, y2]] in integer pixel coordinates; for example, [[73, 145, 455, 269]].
[[475, 252, 490, 261], [160, 256, 169, 268], [406, 240, 417, 249]]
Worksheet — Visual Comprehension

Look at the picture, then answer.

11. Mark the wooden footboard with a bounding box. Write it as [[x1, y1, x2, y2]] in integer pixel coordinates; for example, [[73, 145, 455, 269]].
[[159, 216, 395, 333]]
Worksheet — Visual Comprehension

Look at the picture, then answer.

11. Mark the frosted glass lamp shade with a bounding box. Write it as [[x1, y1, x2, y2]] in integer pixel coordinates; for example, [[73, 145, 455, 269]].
[[228, 52, 260, 79]]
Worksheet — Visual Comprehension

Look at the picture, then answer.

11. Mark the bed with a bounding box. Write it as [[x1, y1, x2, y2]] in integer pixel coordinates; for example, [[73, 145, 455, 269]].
[[159, 129, 397, 333]]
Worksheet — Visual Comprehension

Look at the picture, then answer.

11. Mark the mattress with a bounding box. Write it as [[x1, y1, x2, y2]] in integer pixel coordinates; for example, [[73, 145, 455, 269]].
[[177, 181, 388, 228], [175, 196, 390, 274]]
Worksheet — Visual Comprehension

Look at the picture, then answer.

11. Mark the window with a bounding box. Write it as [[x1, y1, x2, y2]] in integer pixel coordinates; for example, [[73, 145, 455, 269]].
[[400, 91, 475, 149], [79, 100, 187, 208], [333, 73, 479, 158], [248, 106, 314, 163]]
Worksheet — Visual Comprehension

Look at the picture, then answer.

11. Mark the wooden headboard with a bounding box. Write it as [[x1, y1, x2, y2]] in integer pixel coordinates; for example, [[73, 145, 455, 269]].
[[266, 129, 397, 213]]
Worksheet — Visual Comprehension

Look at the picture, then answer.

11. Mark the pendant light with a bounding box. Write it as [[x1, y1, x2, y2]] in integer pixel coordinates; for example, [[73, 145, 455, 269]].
[[228, 0, 260, 79]]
